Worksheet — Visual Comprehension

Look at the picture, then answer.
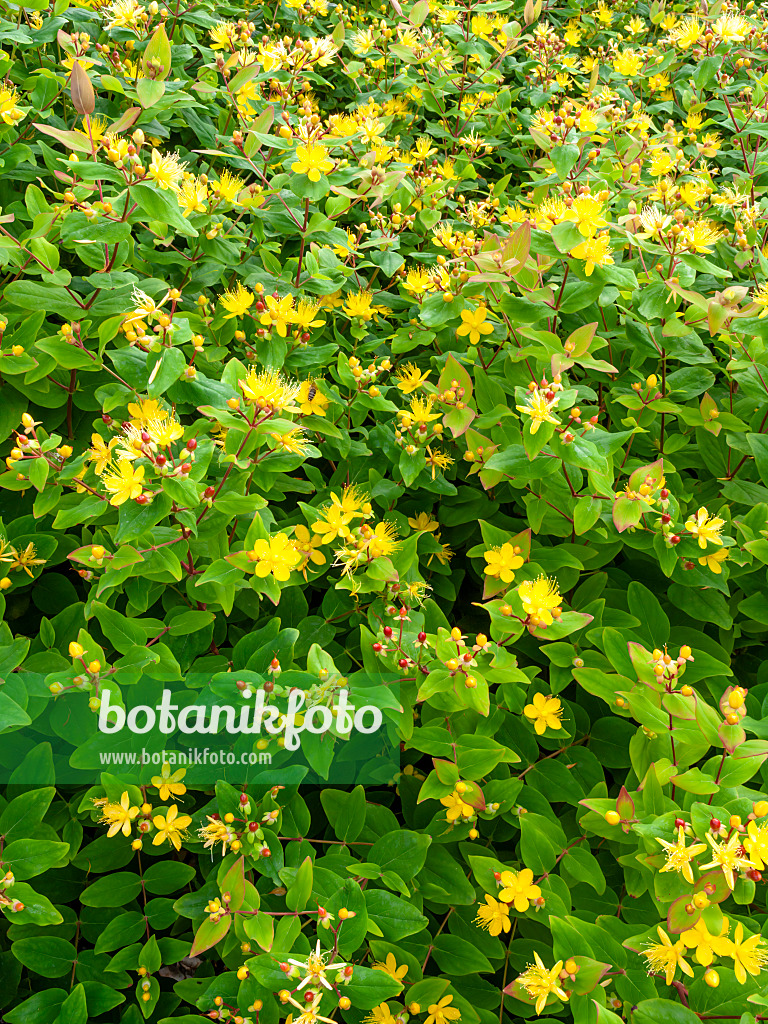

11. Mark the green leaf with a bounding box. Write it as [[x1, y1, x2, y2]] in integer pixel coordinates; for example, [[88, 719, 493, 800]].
[[634, 1000, 701, 1024], [11, 937, 77, 978], [81, 872, 142, 907]]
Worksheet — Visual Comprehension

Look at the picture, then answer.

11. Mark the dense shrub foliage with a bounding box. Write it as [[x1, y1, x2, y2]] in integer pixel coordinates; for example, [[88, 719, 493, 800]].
[[3, 0, 768, 1022]]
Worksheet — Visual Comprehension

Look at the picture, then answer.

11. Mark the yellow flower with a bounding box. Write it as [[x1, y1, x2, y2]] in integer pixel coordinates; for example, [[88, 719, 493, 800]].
[[312, 505, 353, 545], [408, 512, 439, 533], [99, 791, 140, 838], [457, 307, 494, 345], [291, 143, 334, 182], [104, 0, 142, 29], [213, 169, 243, 204], [405, 396, 441, 427], [753, 283, 768, 319], [613, 50, 643, 76], [523, 693, 563, 735], [474, 894, 511, 936], [199, 815, 238, 855], [372, 953, 408, 982], [685, 507, 725, 549], [221, 282, 255, 319], [577, 107, 597, 132], [516, 388, 560, 433], [564, 195, 607, 238], [298, 379, 330, 417], [403, 266, 434, 295], [368, 520, 403, 561], [291, 300, 326, 332], [147, 149, 187, 190], [517, 953, 569, 1015], [271, 428, 310, 456], [729, 923, 768, 984], [700, 832, 754, 889], [152, 804, 192, 852], [425, 447, 453, 481], [425, 995, 460, 1024], [440, 788, 474, 822], [9, 543, 46, 577], [498, 868, 541, 912], [209, 21, 236, 48], [260, 294, 294, 337], [239, 369, 300, 413], [681, 221, 723, 254], [89, 433, 118, 475], [595, 0, 612, 24], [343, 290, 378, 321], [649, 151, 674, 177], [713, 13, 748, 42], [102, 460, 145, 506], [128, 399, 166, 427], [642, 926, 694, 986], [699, 548, 728, 574], [484, 543, 524, 585], [151, 762, 187, 801], [671, 16, 701, 48], [569, 232, 613, 276], [518, 575, 562, 627], [293, 524, 326, 572], [147, 416, 184, 448], [395, 363, 431, 394], [681, 918, 732, 967], [744, 820, 768, 870], [364, 1004, 397, 1024], [175, 177, 208, 217], [249, 534, 302, 581], [656, 826, 707, 884]]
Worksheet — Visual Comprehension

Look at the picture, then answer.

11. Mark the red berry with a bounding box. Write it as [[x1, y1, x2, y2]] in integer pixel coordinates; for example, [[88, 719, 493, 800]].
[[187, 438, 197, 451], [418, 632, 427, 642], [261, 847, 271, 857], [710, 818, 721, 831], [255, 301, 265, 312], [301, 332, 310, 342], [660, 488, 669, 499], [383, 626, 393, 638], [102, 413, 112, 424], [264, 680, 274, 692], [204, 486, 215, 498], [661, 513, 671, 524], [141, 431, 151, 443], [372, 643, 383, 652], [398, 658, 408, 669], [749, 869, 763, 881], [675, 818, 685, 827], [181, 463, 191, 473], [249, 821, 258, 832], [156, 454, 166, 467], [240, 792, 249, 804], [670, 535, 681, 545], [135, 494, 148, 505]]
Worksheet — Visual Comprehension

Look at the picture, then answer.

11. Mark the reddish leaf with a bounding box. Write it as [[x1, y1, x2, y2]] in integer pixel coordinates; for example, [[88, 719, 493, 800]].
[[190, 914, 231, 955]]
